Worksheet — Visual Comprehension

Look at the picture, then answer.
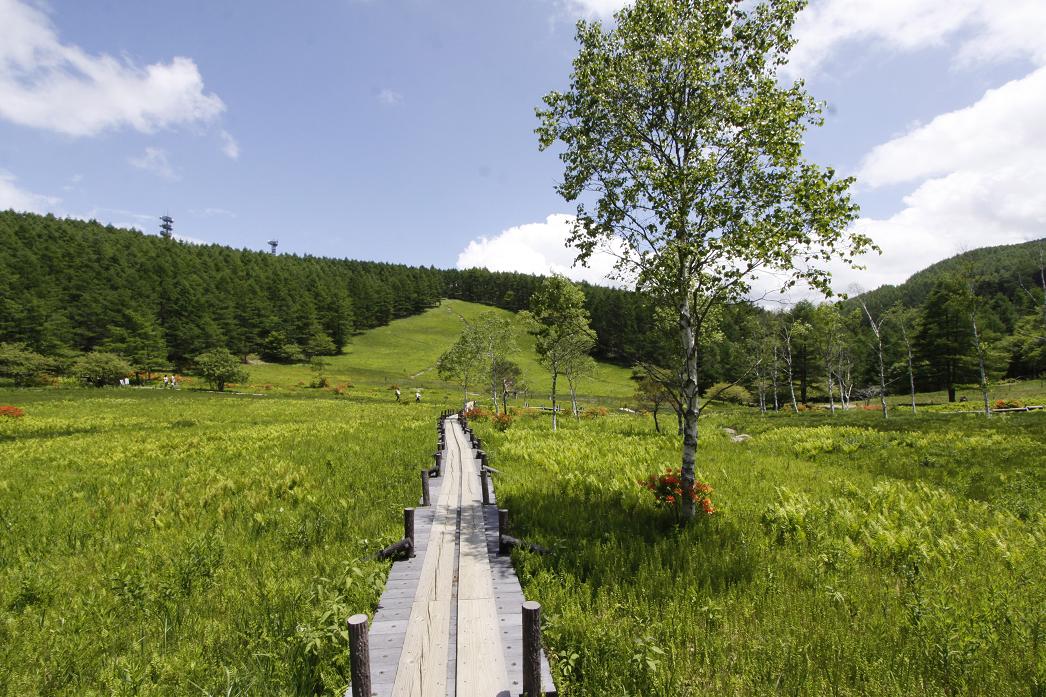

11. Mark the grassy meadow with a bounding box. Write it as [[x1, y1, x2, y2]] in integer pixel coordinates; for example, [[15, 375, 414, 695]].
[[3, 301, 1044, 696], [473, 407, 1045, 696], [0, 388, 444, 696], [244, 299, 636, 403]]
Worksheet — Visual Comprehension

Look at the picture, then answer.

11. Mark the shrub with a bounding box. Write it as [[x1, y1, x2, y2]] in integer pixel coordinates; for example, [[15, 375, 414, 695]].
[[703, 382, 752, 405], [491, 412, 512, 431], [581, 406, 609, 419], [463, 407, 488, 421], [0, 343, 54, 386], [994, 398, 1024, 409], [638, 467, 715, 520], [0, 406, 25, 418], [194, 348, 249, 392], [73, 351, 131, 387]]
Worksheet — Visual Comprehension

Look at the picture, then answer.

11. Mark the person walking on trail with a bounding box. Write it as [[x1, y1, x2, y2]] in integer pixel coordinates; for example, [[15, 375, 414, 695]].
[[415, 390, 421, 403], [395, 388, 401, 402]]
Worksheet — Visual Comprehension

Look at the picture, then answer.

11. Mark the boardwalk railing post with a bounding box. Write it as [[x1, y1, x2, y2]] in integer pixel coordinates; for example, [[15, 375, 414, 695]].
[[480, 464, 490, 506], [403, 508, 415, 556], [420, 469, 431, 506], [347, 614, 372, 697], [498, 509, 508, 554], [522, 601, 543, 696]]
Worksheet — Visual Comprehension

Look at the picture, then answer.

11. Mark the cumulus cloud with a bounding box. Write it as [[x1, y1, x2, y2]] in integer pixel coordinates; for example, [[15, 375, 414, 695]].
[[0, 170, 59, 213], [0, 0, 225, 136], [858, 67, 1046, 187], [788, 0, 1046, 77], [829, 63, 1046, 292], [128, 147, 179, 181], [456, 214, 623, 286]]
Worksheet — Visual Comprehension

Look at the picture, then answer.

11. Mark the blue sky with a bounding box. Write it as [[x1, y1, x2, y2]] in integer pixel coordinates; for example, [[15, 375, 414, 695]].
[[2, 0, 1044, 295]]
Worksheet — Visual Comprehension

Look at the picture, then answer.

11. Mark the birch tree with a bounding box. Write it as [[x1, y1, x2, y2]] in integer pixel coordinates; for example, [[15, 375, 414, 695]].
[[538, 0, 870, 519]]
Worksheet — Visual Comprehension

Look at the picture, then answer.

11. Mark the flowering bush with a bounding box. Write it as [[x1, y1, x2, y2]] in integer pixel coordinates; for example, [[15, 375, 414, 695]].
[[463, 407, 488, 421], [994, 398, 1024, 409], [638, 467, 715, 519], [0, 406, 25, 419], [491, 412, 512, 431], [581, 406, 610, 419]]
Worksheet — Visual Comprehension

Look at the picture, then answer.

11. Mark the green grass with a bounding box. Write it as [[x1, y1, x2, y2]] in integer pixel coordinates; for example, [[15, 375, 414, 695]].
[[473, 408, 1045, 696], [0, 388, 444, 696], [244, 299, 636, 404]]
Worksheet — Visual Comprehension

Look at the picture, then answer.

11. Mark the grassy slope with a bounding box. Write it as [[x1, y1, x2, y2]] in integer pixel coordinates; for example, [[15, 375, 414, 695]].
[[474, 409, 1045, 696], [245, 299, 636, 404]]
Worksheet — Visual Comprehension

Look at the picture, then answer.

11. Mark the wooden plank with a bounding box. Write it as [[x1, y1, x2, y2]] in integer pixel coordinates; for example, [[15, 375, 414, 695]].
[[456, 598, 510, 696]]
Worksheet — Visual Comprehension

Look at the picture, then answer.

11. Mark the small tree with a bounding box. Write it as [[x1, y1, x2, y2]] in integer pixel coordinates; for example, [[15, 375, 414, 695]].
[[564, 351, 597, 419], [309, 356, 330, 388], [538, 0, 871, 519], [195, 347, 249, 392], [493, 357, 523, 415], [471, 312, 517, 412], [855, 294, 889, 419], [525, 275, 597, 431], [634, 372, 671, 433], [886, 304, 919, 414], [73, 351, 131, 387], [438, 331, 483, 409]]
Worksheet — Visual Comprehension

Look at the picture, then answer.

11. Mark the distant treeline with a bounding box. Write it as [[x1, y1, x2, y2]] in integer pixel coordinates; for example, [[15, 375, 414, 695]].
[[3, 212, 1043, 402], [0, 211, 654, 369]]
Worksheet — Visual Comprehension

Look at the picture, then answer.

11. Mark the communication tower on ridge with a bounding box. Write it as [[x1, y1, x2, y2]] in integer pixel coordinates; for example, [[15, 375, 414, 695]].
[[268, 239, 279, 255], [159, 215, 174, 240]]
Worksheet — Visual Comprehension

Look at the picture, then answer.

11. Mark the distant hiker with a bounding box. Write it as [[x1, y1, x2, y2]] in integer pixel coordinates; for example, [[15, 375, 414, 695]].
[[171, 375, 178, 389], [415, 390, 421, 403], [163, 375, 169, 388], [395, 388, 401, 401]]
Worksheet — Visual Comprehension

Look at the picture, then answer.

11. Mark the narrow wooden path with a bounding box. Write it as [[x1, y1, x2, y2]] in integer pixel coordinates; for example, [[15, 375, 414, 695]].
[[353, 415, 556, 697]]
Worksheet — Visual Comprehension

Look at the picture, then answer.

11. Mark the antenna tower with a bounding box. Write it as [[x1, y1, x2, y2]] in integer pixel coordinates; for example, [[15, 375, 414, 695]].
[[268, 239, 279, 255], [159, 215, 174, 240]]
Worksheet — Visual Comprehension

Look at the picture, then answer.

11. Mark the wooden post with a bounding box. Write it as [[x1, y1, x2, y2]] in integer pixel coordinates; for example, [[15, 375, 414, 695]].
[[348, 614, 372, 697], [522, 601, 543, 696], [480, 465, 490, 506], [479, 450, 488, 471], [420, 469, 431, 506], [403, 508, 415, 556], [498, 508, 508, 554]]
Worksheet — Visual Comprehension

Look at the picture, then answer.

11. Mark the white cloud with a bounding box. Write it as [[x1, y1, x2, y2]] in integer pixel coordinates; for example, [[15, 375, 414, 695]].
[[220, 130, 239, 159], [0, 170, 59, 213], [819, 65, 1046, 293], [858, 66, 1046, 187], [788, 0, 1046, 77], [377, 88, 403, 106], [456, 214, 623, 286], [128, 147, 179, 181], [0, 0, 225, 136]]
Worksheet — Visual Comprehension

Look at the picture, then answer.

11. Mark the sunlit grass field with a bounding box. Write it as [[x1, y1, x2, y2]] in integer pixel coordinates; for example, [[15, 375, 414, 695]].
[[474, 408, 1045, 696], [244, 299, 636, 404], [0, 388, 443, 696]]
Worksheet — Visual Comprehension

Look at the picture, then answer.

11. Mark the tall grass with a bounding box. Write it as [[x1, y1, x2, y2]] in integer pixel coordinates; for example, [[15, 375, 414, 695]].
[[0, 389, 441, 695], [475, 409, 1045, 696]]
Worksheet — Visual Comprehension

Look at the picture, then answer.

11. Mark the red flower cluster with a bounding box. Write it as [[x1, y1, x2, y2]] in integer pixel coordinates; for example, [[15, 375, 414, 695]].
[[638, 467, 715, 517], [0, 406, 25, 419]]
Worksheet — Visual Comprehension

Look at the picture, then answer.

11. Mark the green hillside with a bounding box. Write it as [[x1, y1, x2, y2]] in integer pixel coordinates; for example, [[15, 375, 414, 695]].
[[246, 299, 636, 404], [853, 236, 1046, 311]]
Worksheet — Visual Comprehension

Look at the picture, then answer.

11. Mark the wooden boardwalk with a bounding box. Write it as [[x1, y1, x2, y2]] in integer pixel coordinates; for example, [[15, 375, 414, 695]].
[[354, 416, 556, 697]]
